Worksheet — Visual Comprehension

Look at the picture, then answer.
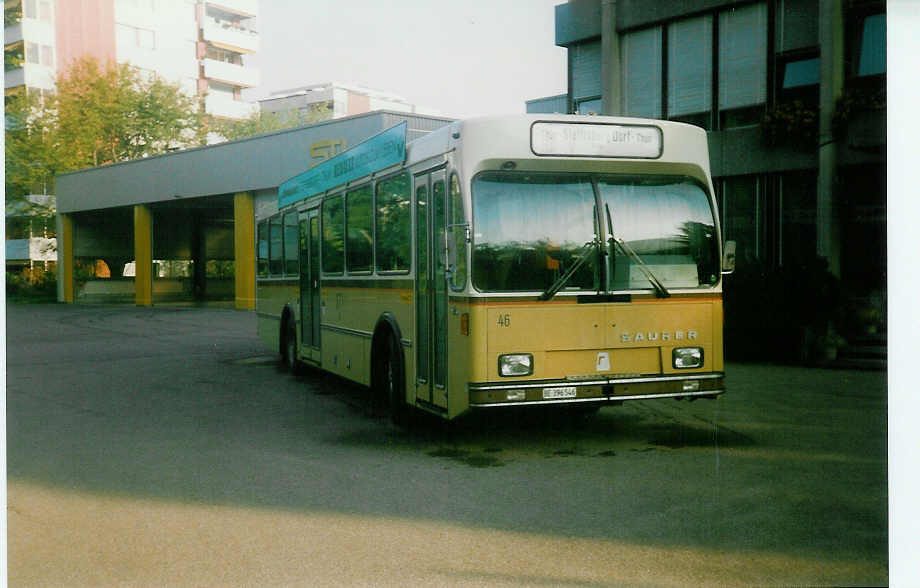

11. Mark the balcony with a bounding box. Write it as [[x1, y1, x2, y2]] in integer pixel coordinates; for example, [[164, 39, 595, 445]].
[[4, 21, 22, 45], [202, 17, 259, 54], [205, 0, 257, 18], [4, 62, 54, 90], [202, 58, 259, 88], [205, 93, 258, 120], [5, 17, 54, 46]]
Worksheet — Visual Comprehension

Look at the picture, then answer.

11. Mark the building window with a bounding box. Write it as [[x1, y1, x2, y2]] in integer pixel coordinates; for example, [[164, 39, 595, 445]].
[[39, 44, 54, 67], [621, 26, 662, 118], [571, 40, 602, 114], [667, 14, 713, 128], [205, 45, 241, 65], [721, 175, 769, 266], [779, 172, 816, 267], [38, 0, 51, 21], [116, 23, 156, 50], [25, 42, 39, 64], [776, 50, 819, 106], [775, 0, 818, 53], [781, 56, 819, 89], [856, 13, 885, 77], [718, 3, 768, 128], [574, 97, 602, 115]]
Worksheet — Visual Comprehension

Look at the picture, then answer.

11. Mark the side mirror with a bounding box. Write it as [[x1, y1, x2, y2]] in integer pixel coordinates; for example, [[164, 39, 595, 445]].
[[722, 240, 736, 275]]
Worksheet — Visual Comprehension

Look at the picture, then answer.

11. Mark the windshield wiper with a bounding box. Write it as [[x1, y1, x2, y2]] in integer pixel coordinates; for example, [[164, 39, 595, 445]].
[[604, 203, 670, 298], [612, 238, 671, 298], [538, 239, 598, 301]]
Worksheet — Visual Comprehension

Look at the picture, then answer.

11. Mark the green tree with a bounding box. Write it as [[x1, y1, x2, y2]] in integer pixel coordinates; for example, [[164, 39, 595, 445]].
[[5, 90, 59, 201], [53, 57, 203, 167], [4, 56, 203, 203], [211, 102, 331, 141]]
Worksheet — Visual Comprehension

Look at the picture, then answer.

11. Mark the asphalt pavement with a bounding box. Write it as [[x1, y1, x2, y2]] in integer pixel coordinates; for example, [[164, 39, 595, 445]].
[[5, 303, 888, 586]]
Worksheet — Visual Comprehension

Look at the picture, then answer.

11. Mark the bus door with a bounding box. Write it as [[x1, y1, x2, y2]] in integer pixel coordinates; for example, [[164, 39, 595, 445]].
[[415, 169, 449, 410], [299, 208, 321, 358]]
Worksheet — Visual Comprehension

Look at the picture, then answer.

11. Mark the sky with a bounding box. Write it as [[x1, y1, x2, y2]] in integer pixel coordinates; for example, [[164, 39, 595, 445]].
[[242, 0, 568, 119]]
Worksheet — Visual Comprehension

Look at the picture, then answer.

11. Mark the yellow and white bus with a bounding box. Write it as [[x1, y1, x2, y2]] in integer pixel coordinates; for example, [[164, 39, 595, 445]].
[[256, 114, 733, 423]]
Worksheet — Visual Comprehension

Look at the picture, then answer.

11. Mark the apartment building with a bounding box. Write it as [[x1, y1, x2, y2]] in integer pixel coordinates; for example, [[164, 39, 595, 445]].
[[259, 82, 425, 122], [4, 0, 260, 121], [4, 0, 261, 269]]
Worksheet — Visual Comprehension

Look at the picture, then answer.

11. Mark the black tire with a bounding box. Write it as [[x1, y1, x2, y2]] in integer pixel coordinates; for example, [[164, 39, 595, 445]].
[[382, 336, 411, 427], [282, 319, 299, 373]]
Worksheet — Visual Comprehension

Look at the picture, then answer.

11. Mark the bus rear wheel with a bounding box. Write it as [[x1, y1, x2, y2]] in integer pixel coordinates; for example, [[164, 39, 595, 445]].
[[282, 320, 299, 374], [381, 336, 410, 427]]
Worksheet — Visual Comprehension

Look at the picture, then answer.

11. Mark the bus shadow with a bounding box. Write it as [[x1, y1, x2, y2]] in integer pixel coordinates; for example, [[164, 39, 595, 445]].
[[331, 401, 756, 467]]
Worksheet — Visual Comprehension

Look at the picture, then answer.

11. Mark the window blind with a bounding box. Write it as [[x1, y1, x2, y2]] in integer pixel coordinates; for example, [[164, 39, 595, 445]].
[[621, 26, 662, 118], [668, 15, 712, 117], [718, 3, 767, 110]]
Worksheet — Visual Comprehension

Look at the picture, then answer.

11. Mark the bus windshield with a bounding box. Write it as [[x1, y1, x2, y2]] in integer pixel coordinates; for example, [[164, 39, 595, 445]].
[[471, 172, 719, 293], [472, 173, 599, 293]]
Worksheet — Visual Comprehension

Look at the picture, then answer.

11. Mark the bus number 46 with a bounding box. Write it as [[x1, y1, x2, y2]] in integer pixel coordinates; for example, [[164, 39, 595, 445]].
[[497, 314, 511, 328]]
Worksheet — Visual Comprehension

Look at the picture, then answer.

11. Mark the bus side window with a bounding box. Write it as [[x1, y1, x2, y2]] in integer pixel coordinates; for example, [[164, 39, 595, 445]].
[[375, 172, 410, 273], [346, 185, 373, 273], [322, 195, 345, 274], [449, 173, 467, 291], [257, 220, 269, 277], [269, 216, 283, 275], [283, 212, 299, 276]]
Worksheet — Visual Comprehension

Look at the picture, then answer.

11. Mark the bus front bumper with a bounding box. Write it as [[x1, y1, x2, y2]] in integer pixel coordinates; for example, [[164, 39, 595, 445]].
[[468, 373, 724, 408]]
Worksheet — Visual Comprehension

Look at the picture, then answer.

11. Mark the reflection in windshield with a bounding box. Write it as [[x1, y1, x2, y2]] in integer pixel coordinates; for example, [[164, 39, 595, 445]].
[[472, 173, 598, 292], [472, 172, 719, 293], [599, 176, 718, 290]]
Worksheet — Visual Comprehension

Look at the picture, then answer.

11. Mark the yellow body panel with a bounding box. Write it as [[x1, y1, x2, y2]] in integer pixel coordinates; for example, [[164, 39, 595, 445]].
[[478, 298, 718, 382], [255, 281, 298, 350], [320, 286, 413, 388]]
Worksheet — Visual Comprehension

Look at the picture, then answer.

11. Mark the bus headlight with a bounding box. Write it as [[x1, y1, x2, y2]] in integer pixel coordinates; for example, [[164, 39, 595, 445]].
[[673, 347, 704, 369], [499, 353, 533, 377]]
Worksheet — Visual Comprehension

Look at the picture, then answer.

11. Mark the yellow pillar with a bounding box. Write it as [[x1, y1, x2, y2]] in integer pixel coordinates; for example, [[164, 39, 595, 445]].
[[134, 205, 153, 306], [59, 214, 74, 303], [233, 192, 255, 310]]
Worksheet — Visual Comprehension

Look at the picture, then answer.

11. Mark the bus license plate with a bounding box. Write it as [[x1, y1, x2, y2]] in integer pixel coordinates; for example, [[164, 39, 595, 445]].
[[543, 386, 577, 400]]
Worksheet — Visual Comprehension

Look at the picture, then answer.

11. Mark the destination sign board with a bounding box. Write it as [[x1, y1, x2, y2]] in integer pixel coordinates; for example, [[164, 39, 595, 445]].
[[531, 121, 662, 159], [279, 121, 407, 208]]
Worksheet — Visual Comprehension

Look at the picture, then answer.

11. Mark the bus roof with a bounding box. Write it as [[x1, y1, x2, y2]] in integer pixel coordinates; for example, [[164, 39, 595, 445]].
[[406, 114, 711, 178]]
